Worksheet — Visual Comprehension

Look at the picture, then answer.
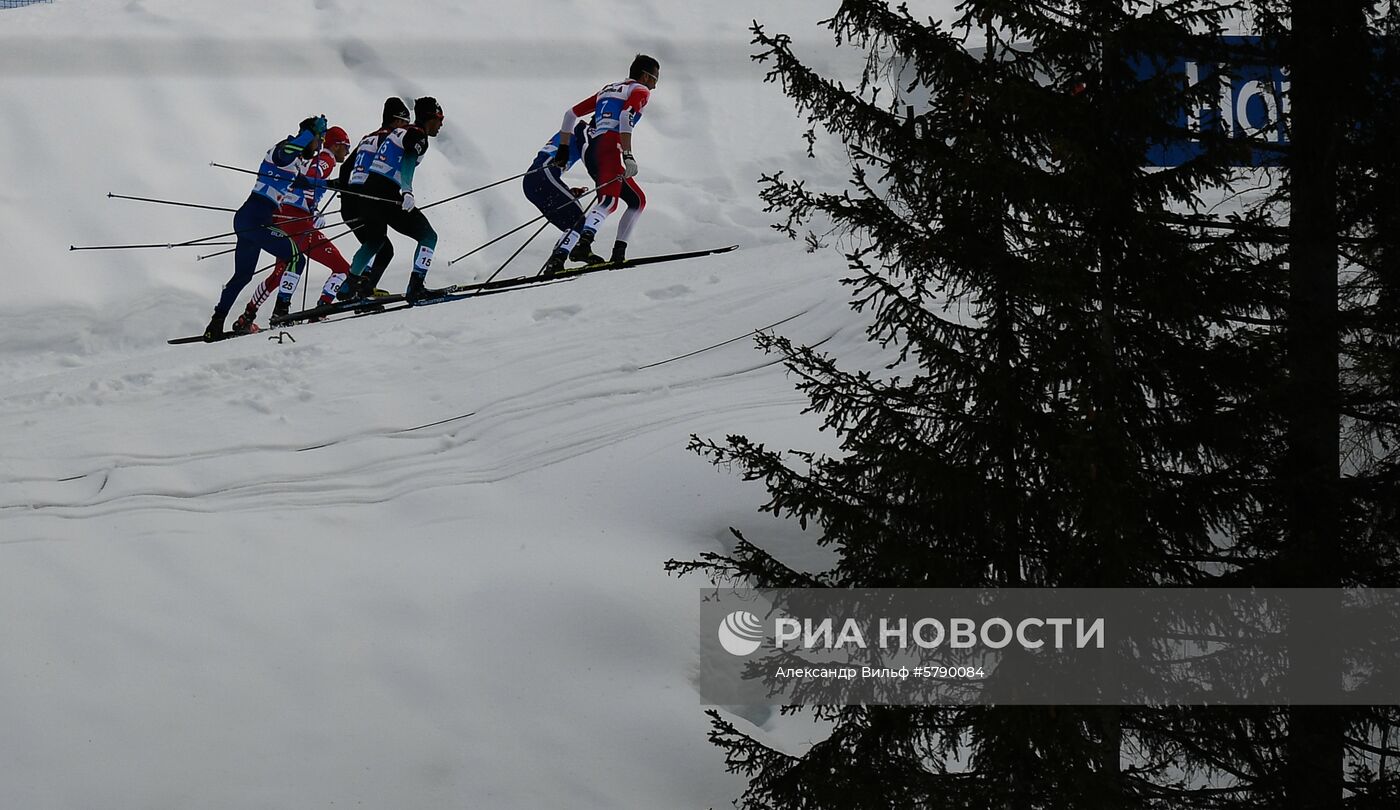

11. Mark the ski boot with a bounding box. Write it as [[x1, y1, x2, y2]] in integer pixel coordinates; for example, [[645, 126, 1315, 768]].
[[540, 250, 568, 277], [350, 274, 388, 313], [230, 306, 261, 336], [337, 273, 367, 302], [202, 311, 227, 343], [406, 273, 450, 305], [272, 299, 291, 322], [609, 241, 628, 266], [365, 265, 392, 298], [568, 229, 606, 265]]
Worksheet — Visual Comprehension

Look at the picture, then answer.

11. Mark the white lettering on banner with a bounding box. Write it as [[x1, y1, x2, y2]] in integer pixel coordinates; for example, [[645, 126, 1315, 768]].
[[950, 618, 978, 649], [796, 618, 868, 649], [981, 618, 1014, 649], [913, 618, 945, 649], [1182, 60, 1289, 142], [1078, 618, 1106, 649], [880, 617, 907, 648], [1017, 618, 1045, 649], [775, 667, 859, 680], [1046, 617, 1073, 647]]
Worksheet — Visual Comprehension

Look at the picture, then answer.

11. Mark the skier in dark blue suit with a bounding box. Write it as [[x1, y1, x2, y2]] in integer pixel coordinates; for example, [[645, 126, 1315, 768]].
[[524, 118, 600, 275], [204, 115, 329, 341]]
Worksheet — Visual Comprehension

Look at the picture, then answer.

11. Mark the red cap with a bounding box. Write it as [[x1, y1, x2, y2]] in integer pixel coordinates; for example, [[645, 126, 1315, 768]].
[[324, 126, 350, 148]]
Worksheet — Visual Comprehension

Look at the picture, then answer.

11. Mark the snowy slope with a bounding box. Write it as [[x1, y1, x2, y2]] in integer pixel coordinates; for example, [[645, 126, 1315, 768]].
[[0, 1, 929, 807]]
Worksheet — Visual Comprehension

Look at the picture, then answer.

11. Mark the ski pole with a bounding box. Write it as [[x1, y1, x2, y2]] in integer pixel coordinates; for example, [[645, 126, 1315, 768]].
[[183, 205, 344, 253], [210, 162, 398, 205], [72, 204, 348, 253], [418, 167, 548, 212], [446, 174, 620, 266], [304, 190, 338, 309], [471, 221, 550, 290], [213, 162, 548, 212], [70, 236, 250, 251], [220, 217, 369, 279], [447, 213, 550, 266], [108, 193, 236, 213], [194, 214, 354, 261]]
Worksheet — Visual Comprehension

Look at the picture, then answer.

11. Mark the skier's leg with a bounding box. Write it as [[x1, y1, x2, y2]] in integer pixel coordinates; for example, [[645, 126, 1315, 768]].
[[297, 226, 351, 303], [390, 210, 444, 301], [346, 216, 389, 299], [213, 198, 275, 319], [612, 178, 647, 263], [526, 167, 586, 265]]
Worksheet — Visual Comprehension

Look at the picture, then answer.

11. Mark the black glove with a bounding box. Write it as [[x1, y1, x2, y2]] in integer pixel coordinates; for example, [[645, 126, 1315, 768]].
[[547, 150, 570, 170], [291, 174, 325, 191]]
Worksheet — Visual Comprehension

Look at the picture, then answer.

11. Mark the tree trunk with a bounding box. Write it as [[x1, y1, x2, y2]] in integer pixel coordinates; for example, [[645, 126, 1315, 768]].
[[1282, 1, 1357, 807]]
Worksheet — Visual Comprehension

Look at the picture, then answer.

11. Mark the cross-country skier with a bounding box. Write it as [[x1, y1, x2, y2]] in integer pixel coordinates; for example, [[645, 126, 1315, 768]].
[[525, 118, 601, 275], [338, 96, 447, 304], [335, 97, 411, 301], [555, 54, 659, 267], [203, 115, 328, 341], [230, 125, 355, 333]]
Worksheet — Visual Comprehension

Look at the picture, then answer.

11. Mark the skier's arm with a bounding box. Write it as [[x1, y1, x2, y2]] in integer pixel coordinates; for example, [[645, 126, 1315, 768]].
[[558, 95, 596, 146], [270, 139, 308, 169], [309, 150, 336, 181], [326, 152, 355, 191], [398, 128, 430, 193], [282, 116, 329, 162], [617, 85, 649, 170], [619, 85, 649, 138]]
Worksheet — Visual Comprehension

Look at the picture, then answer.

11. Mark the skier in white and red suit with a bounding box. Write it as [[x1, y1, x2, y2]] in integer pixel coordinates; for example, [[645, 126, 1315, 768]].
[[555, 54, 659, 267]]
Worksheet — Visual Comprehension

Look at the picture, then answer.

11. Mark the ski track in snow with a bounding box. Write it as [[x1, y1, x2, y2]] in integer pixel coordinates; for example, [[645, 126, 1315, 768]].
[[1, 245, 857, 529]]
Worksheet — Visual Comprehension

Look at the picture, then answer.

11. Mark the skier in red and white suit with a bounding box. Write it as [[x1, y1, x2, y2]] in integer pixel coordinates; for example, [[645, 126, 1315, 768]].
[[231, 126, 355, 333], [556, 54, 659, 266]]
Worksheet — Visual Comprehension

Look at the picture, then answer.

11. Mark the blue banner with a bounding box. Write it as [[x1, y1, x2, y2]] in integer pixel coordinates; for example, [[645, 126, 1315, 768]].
[[1132, 37, 1288, 167]]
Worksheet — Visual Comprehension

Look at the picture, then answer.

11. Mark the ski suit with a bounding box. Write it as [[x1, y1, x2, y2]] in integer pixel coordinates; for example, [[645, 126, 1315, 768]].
[[212, 131, 315, 317], [561, 79, 649, 244], [345, 123, 437, 288], [523, 118, 592, 255], [246, 145, 352, 310], [338, 127, 397, 291]]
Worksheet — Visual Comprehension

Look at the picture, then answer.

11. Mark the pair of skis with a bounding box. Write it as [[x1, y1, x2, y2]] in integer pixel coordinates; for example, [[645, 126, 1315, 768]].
[[169, 244, 738, 344]]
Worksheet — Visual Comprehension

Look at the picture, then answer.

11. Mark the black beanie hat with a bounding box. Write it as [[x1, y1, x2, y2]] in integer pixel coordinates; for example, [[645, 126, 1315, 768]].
[[382, 97, 411, 126]]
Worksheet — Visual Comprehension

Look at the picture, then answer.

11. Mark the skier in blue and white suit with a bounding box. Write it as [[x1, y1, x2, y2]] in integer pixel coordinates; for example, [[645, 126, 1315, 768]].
[[339, 96, 445, 304], [525, 117, 597, 275], [204, 115, 328, 341]]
